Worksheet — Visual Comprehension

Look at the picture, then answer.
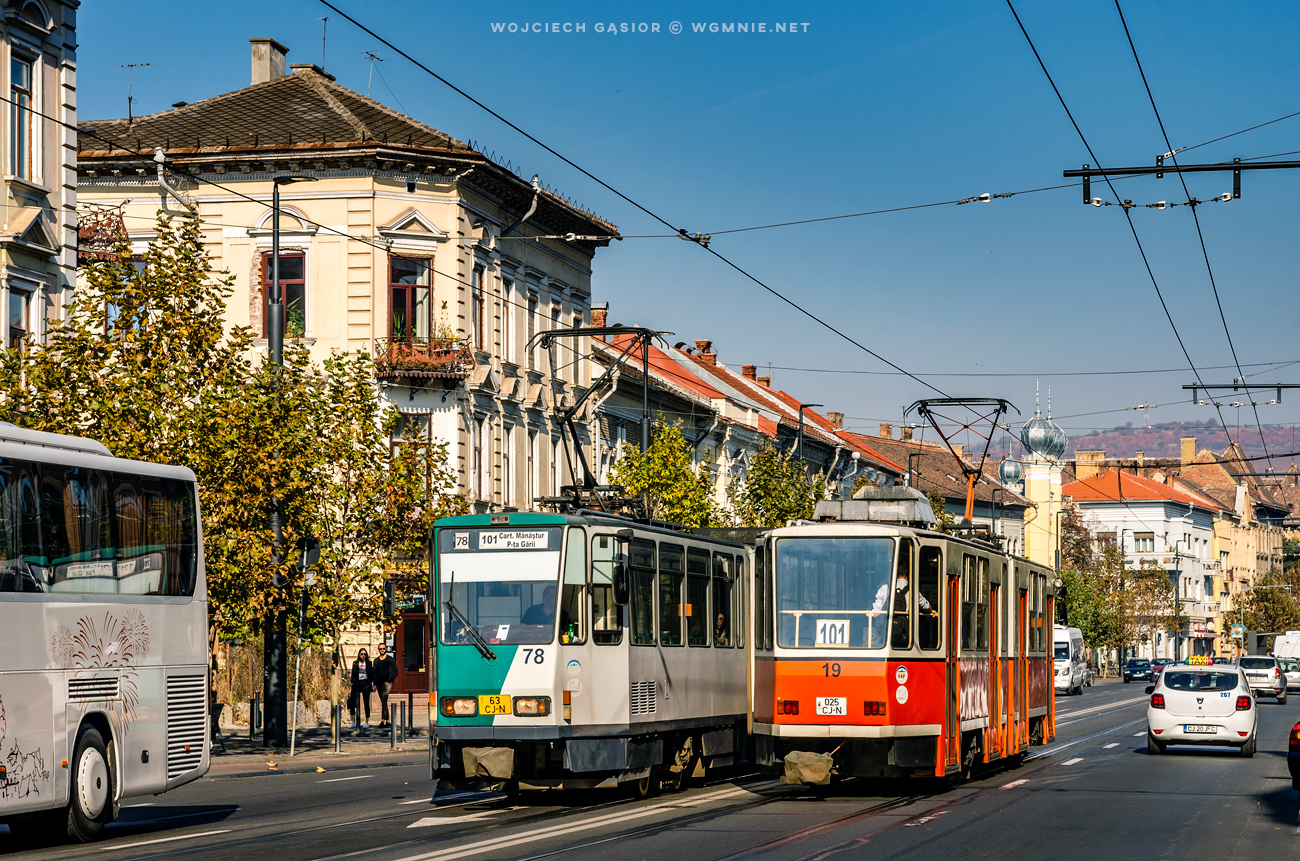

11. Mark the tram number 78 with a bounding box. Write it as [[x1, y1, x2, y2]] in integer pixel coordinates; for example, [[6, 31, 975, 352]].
[[815, 619, 849, 647]]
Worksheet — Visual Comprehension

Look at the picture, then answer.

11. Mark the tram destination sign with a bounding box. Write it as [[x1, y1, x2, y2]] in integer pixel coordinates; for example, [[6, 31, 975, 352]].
[[476, 530, 552, 551]]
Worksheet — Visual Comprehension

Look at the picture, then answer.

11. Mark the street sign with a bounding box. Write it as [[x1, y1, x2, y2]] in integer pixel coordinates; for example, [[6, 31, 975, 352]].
[[295, 536, 321, 572]]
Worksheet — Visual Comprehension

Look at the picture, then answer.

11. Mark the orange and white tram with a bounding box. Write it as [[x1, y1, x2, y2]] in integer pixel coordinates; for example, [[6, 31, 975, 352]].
[[747, 488, 1055, 781]]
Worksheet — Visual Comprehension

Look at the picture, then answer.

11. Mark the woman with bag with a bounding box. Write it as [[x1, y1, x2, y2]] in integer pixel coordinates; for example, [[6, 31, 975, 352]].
[[349, 648, 375, 728]]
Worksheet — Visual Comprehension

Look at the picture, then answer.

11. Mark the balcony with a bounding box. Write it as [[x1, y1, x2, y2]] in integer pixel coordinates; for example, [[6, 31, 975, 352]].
[[373, 336, 475, 382]]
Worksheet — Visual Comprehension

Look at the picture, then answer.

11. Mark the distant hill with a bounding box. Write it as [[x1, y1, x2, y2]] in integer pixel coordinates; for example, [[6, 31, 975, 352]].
[[1064, 421, 1299, 469]]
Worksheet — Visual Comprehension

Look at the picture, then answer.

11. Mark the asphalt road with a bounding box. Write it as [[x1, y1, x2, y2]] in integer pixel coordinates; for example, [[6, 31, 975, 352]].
[[6, 680, 1297, 860]]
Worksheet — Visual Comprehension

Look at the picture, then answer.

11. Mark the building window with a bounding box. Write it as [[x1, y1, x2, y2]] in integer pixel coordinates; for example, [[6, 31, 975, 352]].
[[527, 431, 537, 505], [391, 412, 430, 455], [552, 437, 562, 494], [9, 57, 32, 179], [471, 417, 484, 500], [550, 304, 562, 379], [501, 279, 515, 363], [471, 265, 486, 350], [389, 257, 431, 341], [502, 425, 513, 507], [7, 287, 31, 348], [526, 291, 538, 369], [261, 251, 306, 338], [1134, 532, 1155, 553]]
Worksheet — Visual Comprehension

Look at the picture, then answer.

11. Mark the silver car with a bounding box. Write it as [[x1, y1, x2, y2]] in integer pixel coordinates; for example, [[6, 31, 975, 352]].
[[1279, 658, 1300, 692], [1237, 655, 1288, 703]]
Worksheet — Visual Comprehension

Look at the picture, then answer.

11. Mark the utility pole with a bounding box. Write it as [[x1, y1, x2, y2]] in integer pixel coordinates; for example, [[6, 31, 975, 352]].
[[264, 174, 316, 749], [119, 63, 150, 123]]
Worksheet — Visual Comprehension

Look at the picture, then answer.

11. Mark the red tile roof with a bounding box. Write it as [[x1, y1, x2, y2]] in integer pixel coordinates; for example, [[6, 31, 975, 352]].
[[1063, 469, 1219, 511], [599, 334, 726, 402]]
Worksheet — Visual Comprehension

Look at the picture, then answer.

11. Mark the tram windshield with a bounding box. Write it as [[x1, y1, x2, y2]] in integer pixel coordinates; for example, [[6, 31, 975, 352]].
[[437, 527, 562, 646], [775, 537, 893, 649]]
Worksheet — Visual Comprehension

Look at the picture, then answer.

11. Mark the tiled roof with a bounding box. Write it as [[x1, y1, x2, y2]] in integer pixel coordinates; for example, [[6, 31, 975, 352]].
[[596, 335, 725, 402], [1063, 469, 1218, 511], [79, 68, 472, 156], [845, 433, 1028, 507]]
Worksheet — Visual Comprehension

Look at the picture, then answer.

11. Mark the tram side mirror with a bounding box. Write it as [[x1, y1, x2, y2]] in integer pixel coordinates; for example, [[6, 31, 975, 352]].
[[613, 558, 630, 606]]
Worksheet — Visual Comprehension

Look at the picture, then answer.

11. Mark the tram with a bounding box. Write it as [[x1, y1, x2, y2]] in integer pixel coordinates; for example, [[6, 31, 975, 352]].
[[749, 486, 1055, 782], [430, 511, 749, 795]]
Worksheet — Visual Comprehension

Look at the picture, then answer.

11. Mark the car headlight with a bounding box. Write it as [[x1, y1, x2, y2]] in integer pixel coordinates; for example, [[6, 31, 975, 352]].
[[513, 696, 552, 717], [440, 696, 478, 717]]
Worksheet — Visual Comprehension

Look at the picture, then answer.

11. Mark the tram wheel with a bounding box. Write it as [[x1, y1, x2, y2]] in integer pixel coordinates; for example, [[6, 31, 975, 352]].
[[624, 765, 660, 799]]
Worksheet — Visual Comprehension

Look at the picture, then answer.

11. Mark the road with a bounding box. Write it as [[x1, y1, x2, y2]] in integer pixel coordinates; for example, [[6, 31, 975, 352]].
[[5, 680, 1297, 860]]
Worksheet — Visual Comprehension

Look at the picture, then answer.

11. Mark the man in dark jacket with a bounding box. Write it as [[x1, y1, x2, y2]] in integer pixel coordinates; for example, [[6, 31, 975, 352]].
[[374, 642, 399, 728]]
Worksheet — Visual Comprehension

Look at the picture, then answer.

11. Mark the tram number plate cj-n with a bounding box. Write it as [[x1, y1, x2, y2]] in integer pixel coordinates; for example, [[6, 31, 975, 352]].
[[479, 695, 511, 716], [816, 697, 848, 716], [815, 619, 849, 647]]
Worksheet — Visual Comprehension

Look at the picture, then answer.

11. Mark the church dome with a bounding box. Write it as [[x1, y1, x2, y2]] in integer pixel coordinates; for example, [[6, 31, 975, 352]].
[[998, 457, 1023, 485], [1020, 409, 1067, 460]]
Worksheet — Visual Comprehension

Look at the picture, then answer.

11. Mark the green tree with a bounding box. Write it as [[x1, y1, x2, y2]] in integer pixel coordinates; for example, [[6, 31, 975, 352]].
[[729, 439, 827, 528], [610, 422, 717, 527], [0, 214, 465, 659], [927, 490, 954, 527]]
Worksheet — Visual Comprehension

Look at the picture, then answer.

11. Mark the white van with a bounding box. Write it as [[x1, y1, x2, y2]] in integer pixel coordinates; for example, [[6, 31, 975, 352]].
[[1273, 631, 1300, 661], [1054, 625, 1086, 696]]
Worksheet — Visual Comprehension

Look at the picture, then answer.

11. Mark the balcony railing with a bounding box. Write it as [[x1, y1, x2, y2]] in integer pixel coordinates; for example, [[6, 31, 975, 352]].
[[373, 336, 475, 381]]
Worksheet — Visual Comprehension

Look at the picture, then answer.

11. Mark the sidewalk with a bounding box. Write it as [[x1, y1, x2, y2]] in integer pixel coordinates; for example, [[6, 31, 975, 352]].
[[210, 724, 429, 778]]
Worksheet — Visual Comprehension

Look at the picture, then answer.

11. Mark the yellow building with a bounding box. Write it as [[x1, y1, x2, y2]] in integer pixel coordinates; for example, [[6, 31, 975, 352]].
[[76, 38, 618, 511], [1, 1, 77, 351]]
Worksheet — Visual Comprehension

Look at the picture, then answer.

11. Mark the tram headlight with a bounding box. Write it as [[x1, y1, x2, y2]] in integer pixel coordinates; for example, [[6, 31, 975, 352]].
[[440, 696, 478, 717], [513, 696, 552, 717]]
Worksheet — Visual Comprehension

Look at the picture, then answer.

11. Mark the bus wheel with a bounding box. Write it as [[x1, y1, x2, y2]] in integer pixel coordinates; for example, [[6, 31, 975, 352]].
[[67, 726, 115, 842]]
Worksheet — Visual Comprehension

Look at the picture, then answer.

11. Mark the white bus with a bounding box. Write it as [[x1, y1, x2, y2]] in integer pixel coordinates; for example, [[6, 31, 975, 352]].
[[0, 424, 209, 842]]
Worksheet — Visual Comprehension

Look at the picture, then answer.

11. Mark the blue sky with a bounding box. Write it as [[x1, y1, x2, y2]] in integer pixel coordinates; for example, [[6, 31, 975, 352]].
[[79, 1, 1300, 460]]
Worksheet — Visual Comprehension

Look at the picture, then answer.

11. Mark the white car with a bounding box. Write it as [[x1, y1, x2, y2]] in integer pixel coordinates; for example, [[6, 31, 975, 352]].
[[1278, 658, 1300, 693], [1146, 661, 1257, 757]]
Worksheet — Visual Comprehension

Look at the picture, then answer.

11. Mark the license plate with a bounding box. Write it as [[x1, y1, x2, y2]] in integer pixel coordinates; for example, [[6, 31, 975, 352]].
[[816, 697, 847, 716], [1183, 724, 1216, 734], [478, 694, 511, 715]]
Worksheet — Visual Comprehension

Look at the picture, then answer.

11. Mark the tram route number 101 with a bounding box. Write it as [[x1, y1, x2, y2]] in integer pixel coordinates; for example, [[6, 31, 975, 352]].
[[815, 619, 849, 647]]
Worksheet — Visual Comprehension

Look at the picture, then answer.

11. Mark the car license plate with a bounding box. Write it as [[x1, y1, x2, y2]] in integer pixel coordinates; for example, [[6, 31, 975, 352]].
[[816, 697, 847, 716], [1183, 724, 1216, 734], [478, 694, 511, 716]]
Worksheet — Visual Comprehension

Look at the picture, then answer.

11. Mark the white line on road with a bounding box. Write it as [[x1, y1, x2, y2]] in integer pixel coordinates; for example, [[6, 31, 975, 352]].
[[1055, 695, 1149, 724], [400, 798, 435, 805], [1103, 743, 1120, 748], [408, 808, 525, 828], [384, 783, 774, 861], [111, 829, 232, 850], [318, 775, 375, 784], [1061, 757, 1084, 765], [1000, 779, 1028, 790], [1133, 732, 1145, 737]]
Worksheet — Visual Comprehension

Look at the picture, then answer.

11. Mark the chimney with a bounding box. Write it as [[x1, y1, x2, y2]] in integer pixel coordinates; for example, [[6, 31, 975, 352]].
[[1136, 450, 1144, 467], [741, 364, 757, 380], [693, 339, 716, 365], [1076, 450, 1105, 480], [901, 426, 913, 441], [590, 302, 608, 328], [1180, 436, 1196, 466], [952, 443, 964, 460], [879, 423, 893, 439], [826, 411, 844, 429], [756, 375, 770, 386], [251, 38, 289, 84]]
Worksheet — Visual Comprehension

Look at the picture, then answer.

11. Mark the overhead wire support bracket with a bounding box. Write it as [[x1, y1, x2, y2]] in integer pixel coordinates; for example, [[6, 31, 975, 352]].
[[904, 398, 1018, 527], [1184, 382, 1300, 406], [1067, 156, 1300, 203]]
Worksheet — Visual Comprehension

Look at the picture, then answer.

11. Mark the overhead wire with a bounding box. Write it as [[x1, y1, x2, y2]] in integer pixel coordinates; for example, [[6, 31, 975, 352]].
[[1004, 0, 1240, 461], [1113, 0, 1274, 469]]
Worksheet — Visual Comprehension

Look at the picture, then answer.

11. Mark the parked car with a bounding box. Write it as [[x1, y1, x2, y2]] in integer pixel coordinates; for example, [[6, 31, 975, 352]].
[[1146, 663, 1257, 756], [1124, 658, 1153, 683], [1238, 655, 1287, 703]]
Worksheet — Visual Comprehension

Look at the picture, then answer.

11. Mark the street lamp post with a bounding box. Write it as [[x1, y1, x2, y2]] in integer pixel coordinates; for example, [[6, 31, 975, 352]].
[[264, 174, 317, 749], [797, 403, 822, 462]]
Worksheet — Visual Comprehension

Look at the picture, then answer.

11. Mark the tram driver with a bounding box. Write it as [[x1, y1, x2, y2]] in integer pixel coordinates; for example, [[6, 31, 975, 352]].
[[872, 567, 934, 648]]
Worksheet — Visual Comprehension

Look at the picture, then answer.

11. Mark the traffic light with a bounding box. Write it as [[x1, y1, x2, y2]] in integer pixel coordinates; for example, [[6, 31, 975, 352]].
[[382, 579, 396, 619], [1156, 633, 1162, 645]]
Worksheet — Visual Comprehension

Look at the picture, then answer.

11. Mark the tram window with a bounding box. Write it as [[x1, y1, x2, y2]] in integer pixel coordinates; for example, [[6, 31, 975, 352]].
[[961, 554, 976, 651], [754, 545, 767, 650], [560, 529, 586, 645], [977, 557, 990, 651], [734, 555, 745, 649], [890, 539, 914, 650], [763, 546, 774, 650], [630, 539, 656, 646], [712, 553, 733, 648], [776, 537, 892, 649], [659, 544, 684, 646], [918, 546, 941, 650], [686, 548, 710, 646], [590, 535, 623, 645]]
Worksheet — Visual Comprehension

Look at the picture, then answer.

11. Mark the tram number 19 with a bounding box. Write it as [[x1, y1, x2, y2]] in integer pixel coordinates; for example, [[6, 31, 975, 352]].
[[815, 619, 849, 646], [822, 662, 841, 677]]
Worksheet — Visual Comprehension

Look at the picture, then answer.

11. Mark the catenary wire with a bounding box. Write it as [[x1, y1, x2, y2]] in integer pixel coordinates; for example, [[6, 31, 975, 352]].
[[1114, 0, 1274, 469], [1005, 0, 1239, 459]]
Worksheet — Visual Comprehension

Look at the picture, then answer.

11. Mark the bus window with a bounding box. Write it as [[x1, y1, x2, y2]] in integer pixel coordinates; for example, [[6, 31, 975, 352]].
[[590, 535, 623, 645], [0, 460, 43, 592], [560, 529, 586, 644], [918, 545, 941, 650], [891, 539, 914, 649], [686, 548, 710, 646], [712, 553, 733, 648], [658, 544, 683, 646], [630, 539, 656, 645], [733, 555, 745, 649]]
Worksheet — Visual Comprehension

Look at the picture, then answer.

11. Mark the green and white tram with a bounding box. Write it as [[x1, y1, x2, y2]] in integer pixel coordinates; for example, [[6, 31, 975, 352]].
[[431, 511, 749, 795]]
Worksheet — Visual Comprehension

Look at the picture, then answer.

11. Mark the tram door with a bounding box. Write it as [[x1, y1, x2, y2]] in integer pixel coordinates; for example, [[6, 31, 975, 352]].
[[988, 583, 1001, 760], [1016, 587, 1029, 750], [945, 569, 961, 770]]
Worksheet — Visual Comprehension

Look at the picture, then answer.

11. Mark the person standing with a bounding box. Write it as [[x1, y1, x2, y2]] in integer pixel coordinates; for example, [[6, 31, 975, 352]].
[[349, 648, 374, 729], [374, 642, 398, 728]]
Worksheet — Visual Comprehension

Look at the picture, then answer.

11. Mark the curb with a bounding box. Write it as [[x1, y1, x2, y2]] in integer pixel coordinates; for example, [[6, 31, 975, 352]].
[[207, 747, 428, 779]]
